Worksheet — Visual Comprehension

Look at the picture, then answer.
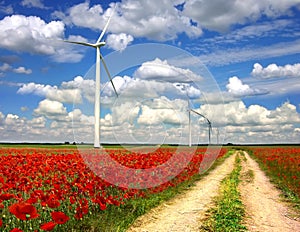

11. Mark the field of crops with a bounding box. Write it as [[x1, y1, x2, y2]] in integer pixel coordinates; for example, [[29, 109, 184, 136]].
[[0, 146, 226, 231], [247, 146, 300, 198]]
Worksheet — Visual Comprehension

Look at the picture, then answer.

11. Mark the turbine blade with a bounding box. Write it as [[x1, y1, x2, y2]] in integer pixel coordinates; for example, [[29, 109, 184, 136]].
[[97, 5, 117, 43], [191, 109, 204, 118], [100, 54, 118, 97], [64, 40, 95, 47]]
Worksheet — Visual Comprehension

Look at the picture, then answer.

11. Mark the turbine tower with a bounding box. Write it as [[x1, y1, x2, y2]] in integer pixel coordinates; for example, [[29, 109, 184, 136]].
[[189, 109, 212, 146], [64, 8, 118, 148]]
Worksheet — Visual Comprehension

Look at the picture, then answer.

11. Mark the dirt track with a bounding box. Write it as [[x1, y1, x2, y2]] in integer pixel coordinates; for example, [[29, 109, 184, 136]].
[[127, 153, 237, 232], [240, 151, 300, 232], [127, 151, 300, 231]]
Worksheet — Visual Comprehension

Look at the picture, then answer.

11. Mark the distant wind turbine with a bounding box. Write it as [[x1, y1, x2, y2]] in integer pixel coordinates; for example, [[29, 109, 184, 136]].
[[64, 7, 118, 148], [189, 108, 212, 146]]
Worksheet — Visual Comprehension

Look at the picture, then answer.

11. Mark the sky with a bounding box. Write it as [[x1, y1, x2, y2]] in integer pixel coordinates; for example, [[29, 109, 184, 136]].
[[0, 0, 300, 144]]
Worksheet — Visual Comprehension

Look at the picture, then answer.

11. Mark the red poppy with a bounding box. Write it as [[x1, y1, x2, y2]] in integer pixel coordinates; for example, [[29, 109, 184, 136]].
[[0, 193, 15, 201], [40, 221, 57, 231], [46, 195, 60, 208], [10, 228, 23, 232], [0, 219, 2, 227], [9, 202, 39, 220], [51, 211, 69, 224], [69, 196, 76, 204]]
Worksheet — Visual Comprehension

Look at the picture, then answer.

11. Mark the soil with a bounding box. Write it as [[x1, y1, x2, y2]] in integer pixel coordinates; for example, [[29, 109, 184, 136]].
[[127, 153, 237, 232], [126, 151, 300, 232], [239, 151, 300, 232]]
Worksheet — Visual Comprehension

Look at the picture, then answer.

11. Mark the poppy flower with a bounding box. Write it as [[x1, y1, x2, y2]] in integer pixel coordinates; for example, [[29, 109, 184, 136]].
[[51, 211, 69, 224], [46, 195, 60, 208], [40, 221, 57, 231], [0, 193, 15, 201], [9, 202, 39, 220], [10, 228, 23, 232]]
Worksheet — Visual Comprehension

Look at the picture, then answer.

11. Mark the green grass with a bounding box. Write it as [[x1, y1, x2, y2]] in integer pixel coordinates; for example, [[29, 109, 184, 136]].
[[69, 150, 234, 231], [201, 152, 246, 232]]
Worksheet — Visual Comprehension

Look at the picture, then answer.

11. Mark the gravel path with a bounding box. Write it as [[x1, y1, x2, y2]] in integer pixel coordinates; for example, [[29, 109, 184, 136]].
[[239, 151, 300, 232], [127, 153, 237, 232]]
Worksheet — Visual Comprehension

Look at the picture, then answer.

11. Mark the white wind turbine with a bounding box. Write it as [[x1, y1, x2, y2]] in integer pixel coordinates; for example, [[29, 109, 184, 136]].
[[188, 101, 212, 146], [64, 8, 118, 148]]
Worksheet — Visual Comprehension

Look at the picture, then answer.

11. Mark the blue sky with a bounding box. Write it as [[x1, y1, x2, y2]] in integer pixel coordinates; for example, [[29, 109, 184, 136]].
[[0, 0, 300, 144]]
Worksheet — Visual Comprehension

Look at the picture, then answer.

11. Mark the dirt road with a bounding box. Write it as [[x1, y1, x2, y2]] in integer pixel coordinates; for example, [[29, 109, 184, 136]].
[[239, 151, 300, 232], [127, 153, 237, 232], [127, 150, 300, 231]]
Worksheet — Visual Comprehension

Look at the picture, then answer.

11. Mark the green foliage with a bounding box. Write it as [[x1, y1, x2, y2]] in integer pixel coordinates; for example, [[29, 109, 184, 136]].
[[201, 153, 246, 232]]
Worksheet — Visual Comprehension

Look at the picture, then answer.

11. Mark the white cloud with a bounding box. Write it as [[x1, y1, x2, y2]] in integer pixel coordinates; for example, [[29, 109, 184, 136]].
[[226, 76, 267, 97], [17, 78, 84, 104], [46, 89, 82, 104], [53, 1, 202, 41], [21, 0, 48, 9], [33, 99, 68, 120], [134, 58, 203, 83], [17, 83, 57, 96], [0, 63, 32, 75], [173, 83, 201, 99], [198, 39, 300, 67], [0, 63, 11, 72], [61, 76, 95, 102], [182, 0, 300, 32], [0, 15, 86, 63], [106, 33, 134, 51], [252, 62, 300, 78], [0, 99, 300, 144], [199, 100, 300, 127], [0, 15, 64, 54], [13, 66, 32, 74]]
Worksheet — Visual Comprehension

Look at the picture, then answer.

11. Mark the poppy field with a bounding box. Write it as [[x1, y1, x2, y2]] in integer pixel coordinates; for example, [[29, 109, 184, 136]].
[[247, 146, 300, 198], [0, 146, 227, 231]]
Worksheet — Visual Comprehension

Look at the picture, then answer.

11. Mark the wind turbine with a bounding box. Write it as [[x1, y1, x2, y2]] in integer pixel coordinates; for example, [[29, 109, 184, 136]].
[[189, 109, 212, 146], [64, 8, 118, 148]]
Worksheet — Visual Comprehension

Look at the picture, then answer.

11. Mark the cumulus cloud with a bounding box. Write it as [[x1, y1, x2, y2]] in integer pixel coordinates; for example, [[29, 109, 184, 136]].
[[134, 58, 203, 83], [61, 76, 95, 102], [13, 66, 32, 74], [52, 1, 202, 41], [182, 0, 300, 32], [33, 99, 68, 120], [251, 62, 300, 78], [226, 76, 267, 97], [106, 33, 134, 51], [0, 15, 86, 63], [0, 99, 300, 144], [0, 15, 64, 54], [173, 83, 201, 99], [199, 100, 300, 127], [17, 83, 57, 96], [18, 79, 85, 104]]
